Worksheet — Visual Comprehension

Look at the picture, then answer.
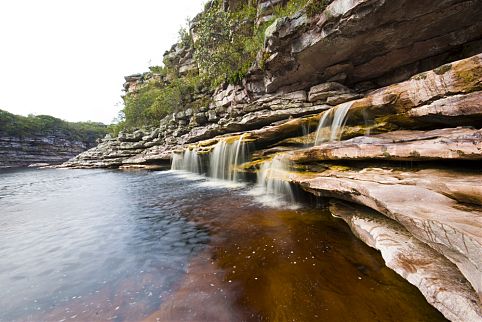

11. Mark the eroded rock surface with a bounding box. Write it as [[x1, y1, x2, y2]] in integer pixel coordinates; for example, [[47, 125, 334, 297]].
[[260, 0, 482, 93], [288, 128, 482, 162], [330, 201, 482, 322], [289, 167, 482, 301]]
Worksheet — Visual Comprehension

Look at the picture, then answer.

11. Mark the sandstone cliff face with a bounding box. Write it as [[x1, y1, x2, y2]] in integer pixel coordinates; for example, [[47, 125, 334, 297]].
[[63, 1, 482, 320], [0, 132, 99, 168], [258, 0, 482, 93]]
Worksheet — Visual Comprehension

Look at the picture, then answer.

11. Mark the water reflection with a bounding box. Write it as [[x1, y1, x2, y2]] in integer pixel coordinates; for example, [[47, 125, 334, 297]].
[[0, 169, 446, 321]]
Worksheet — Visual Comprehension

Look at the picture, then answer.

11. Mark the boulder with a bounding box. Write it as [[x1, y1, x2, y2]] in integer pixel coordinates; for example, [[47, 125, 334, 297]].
[[194, 113, 208, 125], [207, 110, 219, 122]]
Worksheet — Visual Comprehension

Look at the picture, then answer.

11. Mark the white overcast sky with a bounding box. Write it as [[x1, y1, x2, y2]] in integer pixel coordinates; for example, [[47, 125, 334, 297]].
[[0, 0, 205, 124]]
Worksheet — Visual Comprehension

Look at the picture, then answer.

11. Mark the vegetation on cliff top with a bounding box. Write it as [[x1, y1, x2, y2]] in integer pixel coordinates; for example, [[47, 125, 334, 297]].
[[0, 109, 108, 143], [117, 0, 331, 132]]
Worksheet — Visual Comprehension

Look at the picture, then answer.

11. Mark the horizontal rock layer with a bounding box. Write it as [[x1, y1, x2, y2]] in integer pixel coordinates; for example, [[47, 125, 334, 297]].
[[0, 135, 94, 168], [64, 54, 482, 169], [290, 167, 482, 304], [288, 127, 482, 162], [260, 0, 482, 93]]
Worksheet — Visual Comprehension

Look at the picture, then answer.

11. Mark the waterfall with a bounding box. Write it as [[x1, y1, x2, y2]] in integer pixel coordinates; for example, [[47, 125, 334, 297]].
[[209, 134, 250, 182], [171, 148, 202, 174], [256, 154, 296, 206], [314, 102, 351, 145]]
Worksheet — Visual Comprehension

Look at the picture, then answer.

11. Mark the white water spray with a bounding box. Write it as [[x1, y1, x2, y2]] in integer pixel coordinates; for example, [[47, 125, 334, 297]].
[[255, 154, 297, 207], [171, 148, 202, 174], [209, 134, 250, 182], [314, 102, 352, 145]]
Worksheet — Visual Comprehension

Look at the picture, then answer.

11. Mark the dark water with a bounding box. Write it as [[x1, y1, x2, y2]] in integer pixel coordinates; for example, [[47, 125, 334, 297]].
[[0, 169, 446, 321]]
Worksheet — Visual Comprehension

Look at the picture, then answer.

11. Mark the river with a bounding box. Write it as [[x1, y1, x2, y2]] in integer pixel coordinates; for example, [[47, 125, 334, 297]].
[[0, 168, 446, 321]]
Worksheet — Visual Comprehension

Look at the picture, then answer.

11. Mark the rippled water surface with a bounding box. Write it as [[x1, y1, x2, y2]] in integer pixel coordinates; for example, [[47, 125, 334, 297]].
[[0, 169, 446, 321]]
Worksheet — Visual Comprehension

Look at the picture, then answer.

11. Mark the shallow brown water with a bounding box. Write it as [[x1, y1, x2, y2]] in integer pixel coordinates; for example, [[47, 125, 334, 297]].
[[0, 169, 446, 321], [144, 190, 447, 322]]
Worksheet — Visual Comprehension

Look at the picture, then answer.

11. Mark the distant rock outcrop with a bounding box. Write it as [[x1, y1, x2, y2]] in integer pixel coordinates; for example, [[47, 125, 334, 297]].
[[0, 110, 107, 168], [0, 134, 94, 168]]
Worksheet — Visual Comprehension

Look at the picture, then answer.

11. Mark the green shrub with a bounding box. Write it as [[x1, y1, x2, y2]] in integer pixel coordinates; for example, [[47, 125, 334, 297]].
[[193, 2, 262, 87], [0, 109, 107, 142], [121, 73, 204, 129], [115, 0, 329, 132], [178, 26, 192, 49], [305, 0, 332, 17], [148, 65, 167, 76], [273, 0, 309, 17]]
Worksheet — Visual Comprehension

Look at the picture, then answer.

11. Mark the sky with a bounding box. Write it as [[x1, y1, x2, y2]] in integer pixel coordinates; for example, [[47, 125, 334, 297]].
[[0, 0, 206, 124]]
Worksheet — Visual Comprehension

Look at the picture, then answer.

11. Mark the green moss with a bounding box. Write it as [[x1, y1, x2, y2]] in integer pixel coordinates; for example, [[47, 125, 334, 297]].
[[456, 69, 477, 86], [306, 0, 332, 17], [433, 64, 452, 75], [412, 73, 428, 80]]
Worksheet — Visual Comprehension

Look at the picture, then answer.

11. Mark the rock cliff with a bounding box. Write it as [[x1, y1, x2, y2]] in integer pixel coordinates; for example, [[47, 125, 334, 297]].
[[0, 133, 96, 168], [0, 110, 107, 168], [62, 0, 482, 320]]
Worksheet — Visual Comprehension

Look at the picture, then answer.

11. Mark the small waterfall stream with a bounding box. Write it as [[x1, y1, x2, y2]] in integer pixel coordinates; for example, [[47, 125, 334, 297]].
[[314, 102, 352, 145], [171, 134, 251, 183], [209, 134, 250, 182], [171, 102, 351, 206], [171, 148, 202, 174], [255, 154, 296, 207]]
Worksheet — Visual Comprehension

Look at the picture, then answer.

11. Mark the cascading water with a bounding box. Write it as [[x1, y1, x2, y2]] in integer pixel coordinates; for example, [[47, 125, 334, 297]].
[[171, 148, 202, 174], [209, 134, 250, 182], [314, 102, 352, 145], [255, 154, 296, 207]]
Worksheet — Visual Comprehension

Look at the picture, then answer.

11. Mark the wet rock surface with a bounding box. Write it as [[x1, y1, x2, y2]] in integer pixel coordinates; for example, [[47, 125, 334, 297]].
[[290, 167, 482, 304], [288, 128, 482, 162], [330, 201, 482, 322]]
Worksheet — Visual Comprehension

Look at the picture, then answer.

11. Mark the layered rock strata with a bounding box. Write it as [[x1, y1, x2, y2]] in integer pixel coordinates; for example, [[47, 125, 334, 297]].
[[64, 54, 482, 169], [288, 168, 482, 301], [62, 1, 482, 320], [258, 0, 482, 93], [0, 134, 96, 168], [287, 128, 482, 162], [330, 201, 482, 322]]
